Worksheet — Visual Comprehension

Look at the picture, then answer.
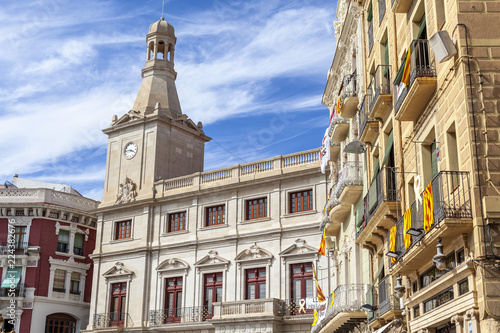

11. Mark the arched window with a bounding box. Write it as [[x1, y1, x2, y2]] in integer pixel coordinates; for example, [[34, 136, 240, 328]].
[[148, 41, 155, 60], [45, 313, 76, 333], [158, 41, 165, 59]]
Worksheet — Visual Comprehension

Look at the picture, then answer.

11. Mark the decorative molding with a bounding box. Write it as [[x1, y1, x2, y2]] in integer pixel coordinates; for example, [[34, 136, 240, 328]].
[[195, 250, 230, 272], [157, 258, 190, 274], [235, 243, 273, 266], [280, 238, 318, 262], [103, 262, 134, 279]]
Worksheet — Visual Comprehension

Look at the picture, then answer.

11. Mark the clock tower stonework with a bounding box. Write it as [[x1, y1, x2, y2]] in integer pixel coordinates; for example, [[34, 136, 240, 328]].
[[100, 17, 211, 207]]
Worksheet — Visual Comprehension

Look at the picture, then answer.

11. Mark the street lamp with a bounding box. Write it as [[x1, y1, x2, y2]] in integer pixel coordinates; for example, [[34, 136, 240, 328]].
[[344, 141, 381, 154], [360, 304, 378, 312], [406, 227, 424, 236], [433, 239, 447, 270], [393, 275, 406, 299], [386, 251, 400, 258]]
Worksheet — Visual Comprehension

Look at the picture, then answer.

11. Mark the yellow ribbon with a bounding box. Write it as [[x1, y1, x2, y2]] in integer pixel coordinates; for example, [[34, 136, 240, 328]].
[[312, 310, 318, 326]]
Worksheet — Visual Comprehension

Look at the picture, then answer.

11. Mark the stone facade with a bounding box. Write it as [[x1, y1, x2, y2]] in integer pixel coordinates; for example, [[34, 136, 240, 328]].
[[316, 0, 500, 332], [84, 17, 331, 333]]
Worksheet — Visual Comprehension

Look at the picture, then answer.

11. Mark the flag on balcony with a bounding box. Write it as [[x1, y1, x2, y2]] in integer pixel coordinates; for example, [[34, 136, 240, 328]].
[[401, 46, 411, 88], [336, 96, 341, 116], [320, 127, 330, 174], [318, 228, 326, 256], [404, 207, 412, 250], [312, 264, 326, 302], [390, 225, 397, 263], [423, 181, 434, 233]]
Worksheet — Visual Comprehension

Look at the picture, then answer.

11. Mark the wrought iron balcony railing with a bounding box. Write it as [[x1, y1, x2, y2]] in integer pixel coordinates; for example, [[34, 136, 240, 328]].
[[394, 39, 436, 115], [333, 161, 363, 198], [388, 171, 472, 264], [378, 276, 402, 316], [0, 283, 26, 298], [0, 242, 30, 255], [311, 284, 368, 333], [368, 65, 392, 113], [93, 312, 133, 328], [149, 306, 212, 325], [279, 298, 319, 316]]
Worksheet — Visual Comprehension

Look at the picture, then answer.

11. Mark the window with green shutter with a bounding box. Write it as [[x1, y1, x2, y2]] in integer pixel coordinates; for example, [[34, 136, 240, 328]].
[[57, 230, 69, 253], [367, 3, 373, 22], [74, 233, 84, 256]]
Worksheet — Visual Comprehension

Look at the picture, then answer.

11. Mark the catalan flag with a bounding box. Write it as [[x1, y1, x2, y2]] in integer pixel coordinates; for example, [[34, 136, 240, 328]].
[[401, 46, 411, 88], [390, 225, 397, 263], [318, 228, 326, 256], [423, 181, 434, 233], [403, 207, 412, 250], [312, 263, 326, 302]]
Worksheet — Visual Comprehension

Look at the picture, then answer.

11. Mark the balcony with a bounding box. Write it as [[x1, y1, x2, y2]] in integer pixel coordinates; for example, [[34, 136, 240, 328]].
[[368, 65, 392, 120], [394, 40, 437, 122], [0, 283, 26, 298], [324, 198, 342, 236], [311, 284, 368, 333], [93, 312, 134, 329], [389, 171, 472, 275], [334, 161, 363, 206], [377, 276, 402, 320], [150, 306, 212, 326], [391, 0, 412, 13], [339, 74, 359, 119], [359, 95, 378, 145], [0, 242, 29, 255], [329, 116, 350, 143], [356, 167, 400, 247]]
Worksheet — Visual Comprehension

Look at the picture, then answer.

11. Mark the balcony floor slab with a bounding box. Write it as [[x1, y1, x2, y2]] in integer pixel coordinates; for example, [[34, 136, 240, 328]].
[[340, 96, 358, 119], [395, 77, 437, 122]]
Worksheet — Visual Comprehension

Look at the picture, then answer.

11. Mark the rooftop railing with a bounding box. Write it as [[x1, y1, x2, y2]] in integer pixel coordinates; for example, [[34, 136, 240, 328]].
[[157, 149, 320, 197], [0, 188, 99, 211]]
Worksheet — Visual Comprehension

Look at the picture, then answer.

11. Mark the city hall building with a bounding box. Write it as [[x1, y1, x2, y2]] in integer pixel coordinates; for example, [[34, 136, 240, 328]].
[[84, 17, 332, 333]]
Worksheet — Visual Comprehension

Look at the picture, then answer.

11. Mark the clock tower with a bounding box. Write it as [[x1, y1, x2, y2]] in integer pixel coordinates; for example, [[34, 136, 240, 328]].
[[100, 17, 211, 207]]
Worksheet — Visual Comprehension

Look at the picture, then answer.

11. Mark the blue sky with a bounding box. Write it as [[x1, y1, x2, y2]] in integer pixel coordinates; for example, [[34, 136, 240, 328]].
[[0, 0, 337, 200]]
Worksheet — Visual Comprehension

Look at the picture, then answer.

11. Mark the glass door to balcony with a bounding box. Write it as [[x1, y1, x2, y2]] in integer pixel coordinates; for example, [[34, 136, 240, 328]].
[[110, 282, 127, 327], [165, 277, 182, 323], [204, 272, 222, 319], [291, 263, 314, 314]]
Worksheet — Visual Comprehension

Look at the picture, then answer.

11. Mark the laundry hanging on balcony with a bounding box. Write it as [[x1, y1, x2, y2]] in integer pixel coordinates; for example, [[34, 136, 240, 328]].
[[423, 181, 435, 233], [404, 207, 412, 250]]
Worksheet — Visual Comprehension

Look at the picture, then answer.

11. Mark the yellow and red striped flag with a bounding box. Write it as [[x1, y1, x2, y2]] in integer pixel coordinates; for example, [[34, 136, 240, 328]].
[[390, 225, 397, 264], [401, 46, 411, 88], [312, 263, 326, 302], [318, 228, 326, 256], [423, 181, 434, 233], [403, 207, 412, 250]]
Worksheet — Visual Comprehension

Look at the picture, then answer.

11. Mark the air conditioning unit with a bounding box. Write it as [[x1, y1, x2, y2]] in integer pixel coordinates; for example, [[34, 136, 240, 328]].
[[429, 30, 457, 63]]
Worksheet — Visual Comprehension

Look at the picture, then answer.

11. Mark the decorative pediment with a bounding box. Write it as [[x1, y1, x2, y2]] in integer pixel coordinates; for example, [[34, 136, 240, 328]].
[[103, 262, 134, 279], [280, 239, 318, 262], [235, 244, 273, 265], [173, 115, 205, 135], [157, 258, 189, 274], [194, 250, 230, 271]]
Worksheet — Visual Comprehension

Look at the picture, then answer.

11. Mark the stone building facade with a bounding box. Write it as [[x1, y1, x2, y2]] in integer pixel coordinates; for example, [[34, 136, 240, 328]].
[[316, 0, 500, 332], [84, 17, 331, 333]]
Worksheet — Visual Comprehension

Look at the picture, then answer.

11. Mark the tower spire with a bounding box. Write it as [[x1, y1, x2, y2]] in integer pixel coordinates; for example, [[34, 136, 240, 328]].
[[131, 17, 181, 117], [161, 0, 165, 19]]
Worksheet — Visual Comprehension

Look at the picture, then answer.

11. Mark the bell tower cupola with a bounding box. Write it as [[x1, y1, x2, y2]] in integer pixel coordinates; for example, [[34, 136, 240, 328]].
[[100, 17, 211, 208], [132, 17, 182, 118]]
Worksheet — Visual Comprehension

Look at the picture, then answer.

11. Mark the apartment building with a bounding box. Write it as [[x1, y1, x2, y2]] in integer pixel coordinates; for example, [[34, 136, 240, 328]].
[[316, 0, 500, 331], [83, 17, 331, 333], [0, 176, 98, 332]]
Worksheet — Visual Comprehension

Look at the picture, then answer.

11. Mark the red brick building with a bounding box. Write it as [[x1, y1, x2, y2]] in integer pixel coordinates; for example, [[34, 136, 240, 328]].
[[0, 176, 98, 332]]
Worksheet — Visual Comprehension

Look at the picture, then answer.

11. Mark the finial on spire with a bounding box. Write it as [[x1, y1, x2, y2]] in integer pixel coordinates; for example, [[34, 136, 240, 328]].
[[161, 0, 165, 19]]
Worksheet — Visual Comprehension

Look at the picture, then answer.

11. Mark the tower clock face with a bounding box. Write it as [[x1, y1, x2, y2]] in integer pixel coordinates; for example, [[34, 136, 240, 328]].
[[124, 142, 138, 159]]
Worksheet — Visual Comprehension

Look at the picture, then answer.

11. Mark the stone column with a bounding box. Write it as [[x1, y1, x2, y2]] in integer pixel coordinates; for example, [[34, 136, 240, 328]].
[[451, 314, 464, 333]]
